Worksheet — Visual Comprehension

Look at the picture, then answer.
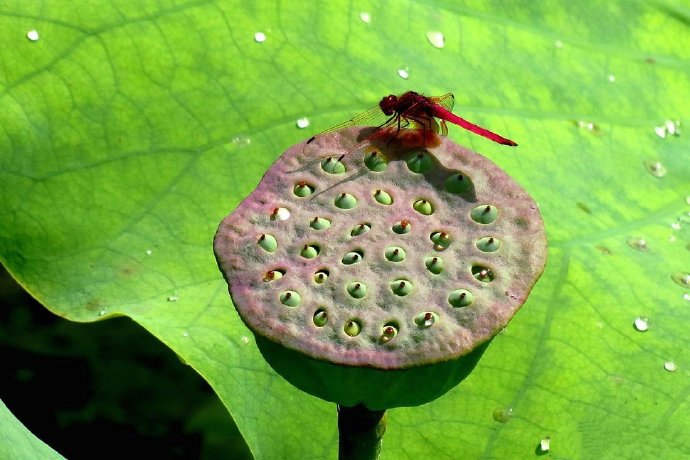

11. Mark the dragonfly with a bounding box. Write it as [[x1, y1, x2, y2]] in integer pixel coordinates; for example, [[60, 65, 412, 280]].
[[306, 91, 517, 148]]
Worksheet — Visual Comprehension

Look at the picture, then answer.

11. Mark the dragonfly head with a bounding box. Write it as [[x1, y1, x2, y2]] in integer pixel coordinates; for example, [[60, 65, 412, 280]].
[[379, 94, 398, 116]]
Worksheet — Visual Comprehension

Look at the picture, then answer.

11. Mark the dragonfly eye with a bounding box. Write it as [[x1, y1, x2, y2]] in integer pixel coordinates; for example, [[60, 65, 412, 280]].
[[379, 95, 398, 116]]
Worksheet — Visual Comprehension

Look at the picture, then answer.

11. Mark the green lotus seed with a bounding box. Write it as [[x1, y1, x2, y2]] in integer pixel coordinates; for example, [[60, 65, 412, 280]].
[[413, 199, 434, 215], [390, 279, 412, 296], [430, 231, 451, 249], [342, 250, 363, 265], [293, 181, 315, 197], [350, 223, 371, 236], [321, 156, 346, 174], [392, 220, 411, 234], [257, 234, 278, 252], [314, 269, 329, 284], [309, 216, 331, 230], [448, 289, 473, 307], [414, 311, 438, 328], [379, 323, 398, 343], [471, 205, 498, 224], [313, 309, 328, 327], [384, 247, 406, 262], [476, 236, 501, 252], [334, 193, 357, 209], [300, 244, 320, 259], [373, 189, 393, 205], [472, 265, 494, 282], [280, 291, 301, 307], [364, 150, 388, 172], [424, 256, 443, 275], [406, 151, 432, 173], [444, 173, 472, 194], [263, 269, 285, 282], [346, 282, 367, 299], [344, 320, 362, 337]]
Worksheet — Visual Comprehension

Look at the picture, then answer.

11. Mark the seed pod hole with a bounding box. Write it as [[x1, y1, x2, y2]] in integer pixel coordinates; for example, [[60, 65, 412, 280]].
[[476, 236, 501, 252], [321, 156, 346, 174], [430, 231, 451, 250], [279, 290, 301, 307], [342, 250, 364, 265], [263, 269, 285, 282], [379, 322, 399, 343], [350, 223, 371, 236], [373, 189, 394, 205], [471, 205, 498, 224], [346, 281, 367, 299], [413, 199, 434, 215], [314, 269, 329, 284], [364, 150, 388, 172], [392, 220, 411, 234], [471, 265, 495, 282], [334, 192, 357, 209], [414, 311, 438, 328], [444, 172, 473, 194], [309, 216, 332, 230], [293, 181, 315, 197], [406, 151, 432, 173], [300, 244, 321, 259], [257, 234, 278, 252], [344, 319, 362, 337], [448, 289, 473, 307], [270, 207, 290, 221], [313, 308, 328, 327], [390, 279, 413, 296], [424, 256, 443, 275]]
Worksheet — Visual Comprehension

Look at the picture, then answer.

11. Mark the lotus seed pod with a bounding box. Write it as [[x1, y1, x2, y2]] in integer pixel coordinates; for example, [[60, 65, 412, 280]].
[[214, 127, 547, 410]]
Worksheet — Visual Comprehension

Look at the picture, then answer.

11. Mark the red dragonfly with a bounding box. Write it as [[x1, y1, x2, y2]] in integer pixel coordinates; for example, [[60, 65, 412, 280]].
[[306, 91, 517, 148]]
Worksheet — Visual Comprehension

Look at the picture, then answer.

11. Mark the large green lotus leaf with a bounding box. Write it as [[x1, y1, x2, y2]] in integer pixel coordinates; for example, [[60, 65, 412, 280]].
[[0, 399, 64, 459], [1, 0, 689, 458]]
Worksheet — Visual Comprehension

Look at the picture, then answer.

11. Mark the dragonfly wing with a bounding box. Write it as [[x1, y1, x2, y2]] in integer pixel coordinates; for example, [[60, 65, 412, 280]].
[[432, 93, 455, 113]]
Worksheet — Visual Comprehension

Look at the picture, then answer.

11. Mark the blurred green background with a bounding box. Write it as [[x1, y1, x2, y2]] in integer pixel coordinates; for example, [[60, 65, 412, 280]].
[[1, 1, 689, 459]]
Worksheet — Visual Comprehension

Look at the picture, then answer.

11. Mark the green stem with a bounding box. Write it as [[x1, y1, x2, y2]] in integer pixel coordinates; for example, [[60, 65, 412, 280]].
[[338, 404, 387, 460]]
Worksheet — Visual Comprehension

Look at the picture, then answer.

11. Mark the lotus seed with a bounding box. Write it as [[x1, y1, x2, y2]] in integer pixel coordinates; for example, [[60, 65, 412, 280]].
[[392, 220, 411, 234], [300, 244, 320, 259], [321, 156, 346, 174], [413, 199, 434, 215], [344, 320, 362, 337], [258, 234, 278, 252], [342, 250, 363, 265], [314, 270, 329, 284], [351, 223, 371, 236], [430, 231, 451, 250], [293, 181, 315, 197], [347, 282, 367, 299], [280, 291, 301, 307], [364, 150, 387, 172], [270, 207, 290, 221], [406, 151, 432, 173], [373, 189, 393, 205], [444, 173, 472, 194], [313, 309, 328, 327], [472, 266, 494, 282], [476, 236, 501, 252], [471, 205, 497, 224], [390, 279, 412, 296], [448, 289, 473, 307], [414, 311, 437, 328], [379, 324, 398, 343], [310, 216, 331, 230], [263, 269, 285, 282], [334, 192, 357, 209], [385, 246, 406, 262], [424, 256, 443, 274]]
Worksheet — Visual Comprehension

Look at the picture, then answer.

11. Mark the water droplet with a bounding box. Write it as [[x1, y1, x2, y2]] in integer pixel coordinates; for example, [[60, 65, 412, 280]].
[[539, 436, 551, 453], [683, 292, 690, 301], [98, 308, 107, 317], [576, 120, 598, 131], [665, 120, 680, 136], [664, 361, 677, 372], [397, 67, 409, 79], [145, 249, 153, 256], [643, 160, 666, 178], [232, 135, 251, 147], [554, 40, 564, 48], [241, 336, 250, 345], [492, 407, 513, 423], [608, 74, 616, 82], [296, 117, 310, 129], [426, 31, 445, 49], [254, 32, 266, 43], [182, 330, 189, 337], [26, 30, 39, 41], [671, 272, 690, 287], [627, 237, 648, 252], [168, 293, 179, 302], [359, 12, 371, 24], [633, 317, 649, 332], [685, 196, 690, 205], [654, 125, 667, 138]]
